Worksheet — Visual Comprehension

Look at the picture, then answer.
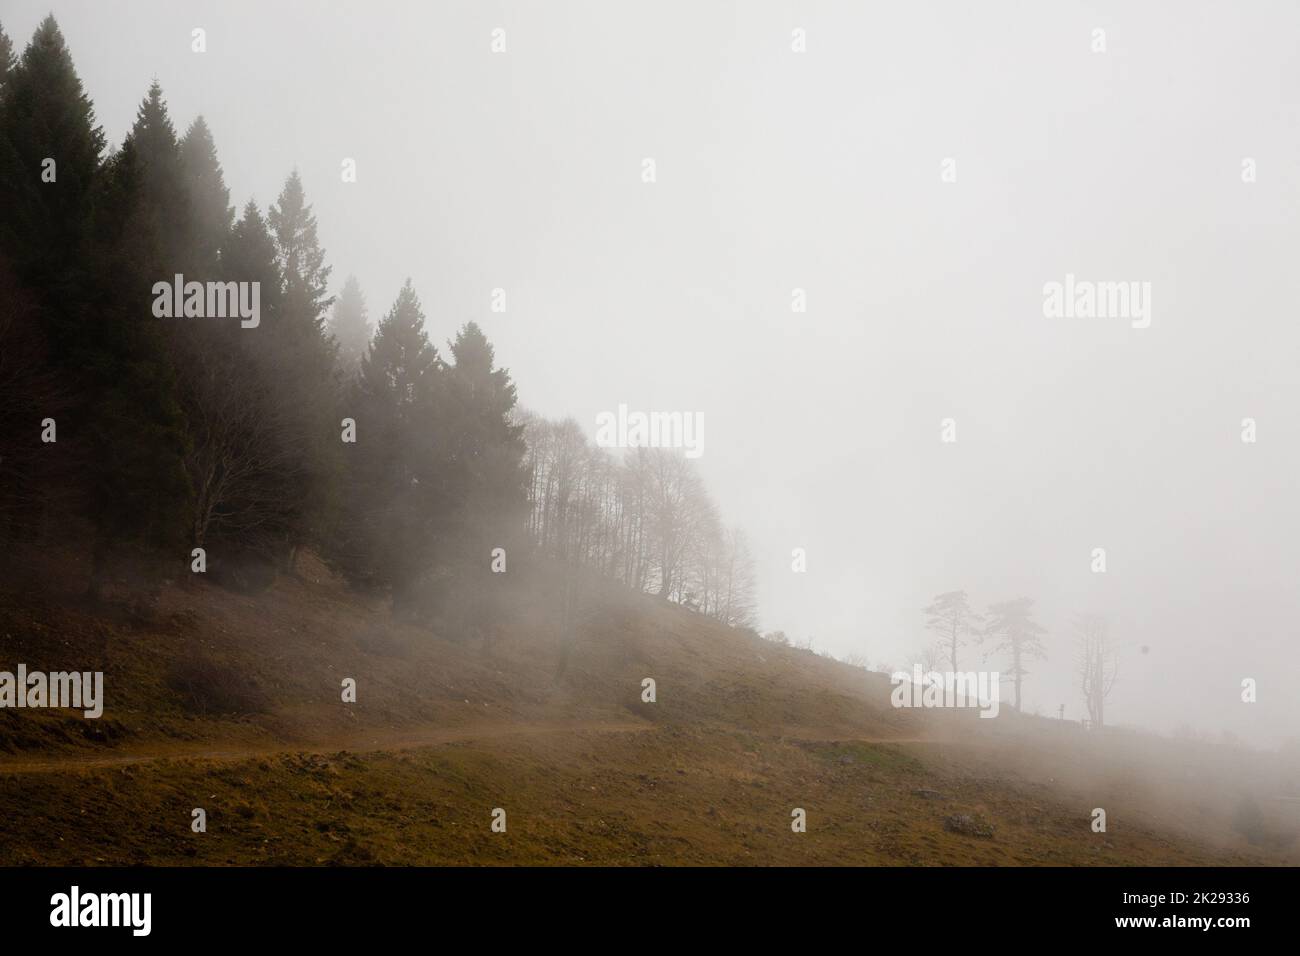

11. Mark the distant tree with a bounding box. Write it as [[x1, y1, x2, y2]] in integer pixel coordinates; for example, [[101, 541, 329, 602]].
[[443, 320, 527, 541], [269, 169, 332, 326], [683, 494, 722, 612], [1076, 612, 1118, 728], [983, 597, 1047, 712], [642, 448, 709, 599], [517, 411, 755, 623], [688, 521, 757, 628], [328, 274, 370, 371], [442, 320, 527, 574], [713, 526, 758, 628], [908, 640, 946, 675], [923, 590, 982, 672]]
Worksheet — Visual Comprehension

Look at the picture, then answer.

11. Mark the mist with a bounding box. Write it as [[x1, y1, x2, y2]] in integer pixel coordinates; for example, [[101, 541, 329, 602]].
[[23, 0, 1280, 742], [1, 0, 1298, 886]]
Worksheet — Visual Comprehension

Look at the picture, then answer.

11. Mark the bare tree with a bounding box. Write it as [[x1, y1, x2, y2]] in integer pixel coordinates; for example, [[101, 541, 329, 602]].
[[905, 640, 946, 678], [713, 526, 758, 628], [642, 447, 709, 599], [1076, 612, 1119, 728], [518, 411, 758, 626], [983, 597, 1047, 712], [923, 589, 982, 671], [174, 330, 306, 558]]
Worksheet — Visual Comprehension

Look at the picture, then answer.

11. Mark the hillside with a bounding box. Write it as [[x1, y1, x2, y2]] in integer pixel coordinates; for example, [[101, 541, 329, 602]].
[[0, 547, 1294, 866]]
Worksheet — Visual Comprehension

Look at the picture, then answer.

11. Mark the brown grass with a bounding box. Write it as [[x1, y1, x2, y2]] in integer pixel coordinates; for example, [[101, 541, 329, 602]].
[[0, 544, 1294, 865]]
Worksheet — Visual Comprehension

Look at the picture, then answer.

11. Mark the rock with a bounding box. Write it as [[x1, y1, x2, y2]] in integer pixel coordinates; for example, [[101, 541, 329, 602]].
[[944, 813, 995, 838], [912, 788, 944, 800]]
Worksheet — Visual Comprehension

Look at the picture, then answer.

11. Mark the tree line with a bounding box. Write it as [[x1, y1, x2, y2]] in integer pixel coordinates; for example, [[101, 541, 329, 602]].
[[0, 16, 755, 634], [517, 414, 758, 630], [0, 16, 508, 614], [919, 589, 1118, 726]]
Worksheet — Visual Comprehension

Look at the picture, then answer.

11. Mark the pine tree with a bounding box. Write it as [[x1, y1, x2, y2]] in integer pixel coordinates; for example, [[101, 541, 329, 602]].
[[194, 200, 295, 561], [0, 15, 105, 298], [80, 81, 202, 582], [269, 169, 332, 328], [0, 253, 76, 543], [333, 280, 445, 607], [360, 281, 441, 422], [984, 598, 1048, 712], [0, 19, 188, 586], [224, 200, 283, 299], [439, 322, 527, 639], [923, 590, 983, 672], [258, 171, 341, 567], [178, 116, 233, 275], [93, 80, 192, 324], [444, 321, 527, 540], [328, 274, 371, 371], [169, 140, 287, 579], [0, 21, 15, 93]]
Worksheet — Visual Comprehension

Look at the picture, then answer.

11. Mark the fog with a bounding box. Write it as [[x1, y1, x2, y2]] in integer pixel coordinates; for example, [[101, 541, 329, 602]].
[[12, 0, 1297, 745]]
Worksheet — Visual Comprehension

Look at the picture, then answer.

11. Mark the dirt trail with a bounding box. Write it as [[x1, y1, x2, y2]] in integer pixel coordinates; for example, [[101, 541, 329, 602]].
[[0, 720, 656, 775], [0, 721, 949, 775]]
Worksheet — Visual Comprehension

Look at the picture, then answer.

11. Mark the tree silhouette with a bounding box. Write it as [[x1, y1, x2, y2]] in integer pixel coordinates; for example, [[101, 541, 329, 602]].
[[923, 590, 982, 672], [983, 598, 1047, 712]]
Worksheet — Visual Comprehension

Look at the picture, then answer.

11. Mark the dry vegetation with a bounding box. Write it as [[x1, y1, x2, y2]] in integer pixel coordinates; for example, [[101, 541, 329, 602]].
[[0, 544, 1295, 866]]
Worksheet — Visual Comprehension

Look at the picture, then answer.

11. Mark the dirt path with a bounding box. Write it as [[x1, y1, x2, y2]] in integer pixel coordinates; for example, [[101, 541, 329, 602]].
[[0, 722, 949, 775], [0, 720, 657, 775]]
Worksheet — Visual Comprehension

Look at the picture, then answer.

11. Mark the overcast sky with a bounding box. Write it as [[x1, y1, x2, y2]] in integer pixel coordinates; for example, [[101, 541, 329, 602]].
[[9, 0, 1299, 745]]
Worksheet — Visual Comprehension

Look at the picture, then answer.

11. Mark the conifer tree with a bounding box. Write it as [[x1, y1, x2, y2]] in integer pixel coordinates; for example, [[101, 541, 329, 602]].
[[0, 21, 15, 92], [116, 80, 189, 277], [169, 147, 288, 579], [269, 169, 332, 328], [437, 322, 527, 639], [444, 321, 527, 541], [178, 116, 233, 275], [0, 15, 104, 301], [0, 21, 188, 588], [334, 280, 445, 608], [224, 200, 283, 300], [259, 171, 341, 567], [985, 598, 1048, 712], [328, 274, 371, 372], [79, 80, 201, 582]]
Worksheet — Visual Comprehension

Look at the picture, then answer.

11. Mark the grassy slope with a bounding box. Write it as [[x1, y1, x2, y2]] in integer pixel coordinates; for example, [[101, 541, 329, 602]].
[[0, 548, 1293, 865]]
